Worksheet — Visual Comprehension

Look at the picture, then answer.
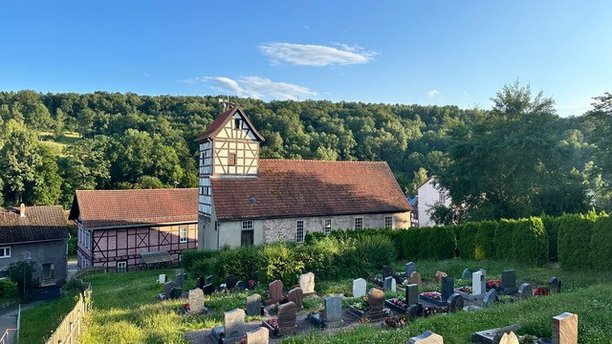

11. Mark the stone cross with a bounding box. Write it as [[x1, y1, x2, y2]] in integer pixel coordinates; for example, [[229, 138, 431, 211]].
[[498, 332, 520, 344], [472, 270, 485, 295], [246, 293, 262, 316], [408, 330, 444, 344], [406, 284, 419, 306], [246, 326, 269, 344], [518, 283, 532, 299], [353, 278, 367, 298], [405, 262, 416, 277], [188, 288, 205, 314], [299, 272, 315, 295], [287, 287, 304, 309], [324, 295, 343, 326], [409, 271, 422, 286], [461, 268, 471, 280], [553, 312, 578, 344], [384, 276, 396, 292], [268, 280, 283, 305], [441, 276, 454, 301], [224, 308, 246, 339]]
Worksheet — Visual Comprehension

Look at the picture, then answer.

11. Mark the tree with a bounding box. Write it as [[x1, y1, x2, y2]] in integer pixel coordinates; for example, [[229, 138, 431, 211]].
[[409, 167, 429, 194], [24, 145, 63, 205], [7, 260, 36, 298]]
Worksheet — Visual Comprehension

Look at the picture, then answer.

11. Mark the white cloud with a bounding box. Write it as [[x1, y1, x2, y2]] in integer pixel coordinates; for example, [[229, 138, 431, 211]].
[[195, 76, 316, 101], [427, 89, 441, 99], [258, 42, 378, 66]]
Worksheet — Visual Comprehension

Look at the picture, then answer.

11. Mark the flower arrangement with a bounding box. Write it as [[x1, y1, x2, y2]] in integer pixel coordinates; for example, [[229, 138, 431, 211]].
[[421, 291, 442, 300], [247, 280, 257, 289], [486, 279, 501, 289], [534, 287, 550, 296], [388, 297, 407, 308], [382, 315, 407, 329], [457, 286, 472, 293], [266, 317, 279, 329]]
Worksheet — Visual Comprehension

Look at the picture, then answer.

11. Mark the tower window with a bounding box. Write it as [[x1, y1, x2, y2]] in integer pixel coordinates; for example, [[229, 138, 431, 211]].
[[229, 153, 237, 166], [234, 118, 241, 129]]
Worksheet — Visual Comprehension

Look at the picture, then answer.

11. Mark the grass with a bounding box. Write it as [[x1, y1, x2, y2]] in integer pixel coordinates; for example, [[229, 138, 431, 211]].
[[37, 131, 82, 155], [19, 290, 79, 344], [64, 260, 612, 344]]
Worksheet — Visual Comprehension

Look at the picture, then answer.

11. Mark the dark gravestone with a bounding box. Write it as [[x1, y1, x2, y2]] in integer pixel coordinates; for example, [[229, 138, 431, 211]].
[[163, 281, 176, 298], [322, 295, 343, 328], [405, 262, 416, 277], [174, 273, 185, 289], [383, 276, 396, 292], [287, 287, 304, 309], [268, 280, 283, 305], [367, 288, 386, 321], [472, 323, 521, 344], [483, 289, 497, 307], [461, 268, 471, 280], [235, 280, 248, 291], [277, 301, 298, 335], [441, 276, 455, 301], [501, 270, 516, 294], [548, 277, 561, 294], [518, 283, 533, 299], [382, 265, 393, 279], [448, 293, 464, 313], [197, 276, 205, 289], [246, 293, 262, 316], [203, 283, 215, 295], [406, 283, 419, 306], [225, 274, 238, 290]]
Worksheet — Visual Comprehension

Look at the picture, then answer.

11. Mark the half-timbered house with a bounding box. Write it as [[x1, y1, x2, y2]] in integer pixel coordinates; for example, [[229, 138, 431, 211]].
[[69, 188, 198, 271], [196, 107, 413, 250]]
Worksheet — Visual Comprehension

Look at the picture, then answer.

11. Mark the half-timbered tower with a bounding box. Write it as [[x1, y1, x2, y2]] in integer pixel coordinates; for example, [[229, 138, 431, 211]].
[[196, 108, 413, 250]]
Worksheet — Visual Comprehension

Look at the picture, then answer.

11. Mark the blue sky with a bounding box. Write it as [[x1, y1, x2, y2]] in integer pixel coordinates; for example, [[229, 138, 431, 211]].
[[1, 1, 610, 116]]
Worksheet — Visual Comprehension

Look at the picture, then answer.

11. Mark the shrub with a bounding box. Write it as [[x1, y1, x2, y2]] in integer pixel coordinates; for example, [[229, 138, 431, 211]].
[[557, 214, 596, 270], [181, 249, 217, 270], [261, 243, 304, 285], [541, 215, 561, 261], [494, 220, 515, 260], [0, 279, 17, 299], [354, 234, 397, 271], [401, 228, 421, 260], [511, 217, 548, 266], [423, 226, 456, 259], [458, 222, 479, 259], [215, 246, 263, 281], [590, 216, 612, 271], [474, 221, 496, 259]]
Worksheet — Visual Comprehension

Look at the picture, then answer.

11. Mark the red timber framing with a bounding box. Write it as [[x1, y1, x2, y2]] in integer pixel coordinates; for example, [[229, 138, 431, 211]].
[[90, 223, 197, 270]]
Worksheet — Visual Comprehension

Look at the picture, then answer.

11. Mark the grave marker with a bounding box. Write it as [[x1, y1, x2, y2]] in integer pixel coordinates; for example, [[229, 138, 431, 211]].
[[210, 308, 246, 343], [158, 274, 166, 284], [408, 330, 444, 344], [353, 278, 367, 298], [225, 274, 238, 290], [174, 273, 185, 288], [448, 293, 463, 313], [472, 270, 485, 295], [406, 284, 419, 306], [245, 327, 269, 344], [498, 332, 520, 344], [277, 301, 298, 334], [188, 288, 205, 314], [441, 276, 454, 301], [384, 276, 397, 292], [299, 272, 315, 295], [323, 295, 344, 328], [435, 271, 448, 283], [366, 288, 386, 321], [483, 289, 497, 307], [501, 270, 516, 294], [461, 268, 471, 280], [268, 280, 283, 305], [553, 312, 578, 344], [163, 281, 176, 298], [246, 294, 262, 316], [548, 277, 562, 294], [203, 283, 215, 295], [518, 283, 532, 299], [405, 262, 416, 277], [409, 271, 422, 286], [287, 287, 304, 309]]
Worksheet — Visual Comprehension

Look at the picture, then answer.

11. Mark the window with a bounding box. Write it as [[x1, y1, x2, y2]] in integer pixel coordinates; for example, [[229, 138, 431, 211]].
[[0, 247, 11, 258], [117, 261, 127, 273], [42, 263, 54, 282], [384, 216, 393, 229], [242, 221, 253, 231], [234, 118, 241, 129], [241, 221, 254, 246], [296, 220, 305, 243], [229, 153, 237, 166], [324, 219, 332, 234], [179, 226, 188, 243], [354, 217, 363, 230]]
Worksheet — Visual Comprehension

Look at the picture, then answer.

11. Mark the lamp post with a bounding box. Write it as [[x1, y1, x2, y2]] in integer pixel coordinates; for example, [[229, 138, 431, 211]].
[[22, 251, 31, 298]]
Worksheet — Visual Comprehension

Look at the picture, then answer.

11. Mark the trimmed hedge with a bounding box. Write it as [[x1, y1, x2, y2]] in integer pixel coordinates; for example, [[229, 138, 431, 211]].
[[511, 217, 548, 266], [401, 226, 456, 260], [475, 221, 497, 260], [557, 214, 596, 270], [590, 216, 612, 270], [458, 223, 479, 260]]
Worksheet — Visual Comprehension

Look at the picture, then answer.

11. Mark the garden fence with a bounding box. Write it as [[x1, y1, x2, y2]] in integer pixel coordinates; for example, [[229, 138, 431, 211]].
[[44, 284, 91, 344], [0, 304, 19, 344]]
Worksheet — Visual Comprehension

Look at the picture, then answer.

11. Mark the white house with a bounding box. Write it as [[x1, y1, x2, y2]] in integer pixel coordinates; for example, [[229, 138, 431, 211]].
[[417, 177, 451, 227]]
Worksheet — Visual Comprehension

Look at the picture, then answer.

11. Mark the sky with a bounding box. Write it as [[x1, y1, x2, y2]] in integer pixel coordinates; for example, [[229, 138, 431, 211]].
[[1, 1, 611, 117]]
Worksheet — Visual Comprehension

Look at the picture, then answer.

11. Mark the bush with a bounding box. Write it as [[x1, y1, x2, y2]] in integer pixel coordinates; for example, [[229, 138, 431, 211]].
[[474, 221, 496, 259], [542, 215, 561, 261], [494, 220, 515, 260], [261, 243, 304, 285], [216, 246, 263, 282], [458, 222, 479, 259], [0, 279, 17, 299], [511, 217, 548, 266], [557, 214, 596, 270], [181, 249, 217, 270], [354, 235, 397, 271], [400, 227, 454, 260], [590, 216, 612, 271]]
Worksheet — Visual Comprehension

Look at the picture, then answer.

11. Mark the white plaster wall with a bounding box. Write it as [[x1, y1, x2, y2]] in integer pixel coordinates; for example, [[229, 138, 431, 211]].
[[417, 178, 451, 227]]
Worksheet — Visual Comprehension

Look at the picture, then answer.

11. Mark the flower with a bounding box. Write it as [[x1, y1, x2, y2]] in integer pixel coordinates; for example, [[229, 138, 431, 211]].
[[421, 291, 442, 300]]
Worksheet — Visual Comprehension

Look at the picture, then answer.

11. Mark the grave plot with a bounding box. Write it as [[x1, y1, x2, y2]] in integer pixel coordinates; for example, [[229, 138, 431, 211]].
[[307, 295, 344, 329], [262, 301, 298, 337], [347, 288, 388, 322]]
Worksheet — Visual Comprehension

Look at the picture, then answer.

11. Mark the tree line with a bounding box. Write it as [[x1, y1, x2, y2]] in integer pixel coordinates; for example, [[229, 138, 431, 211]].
[[0, 83, 609, 222]]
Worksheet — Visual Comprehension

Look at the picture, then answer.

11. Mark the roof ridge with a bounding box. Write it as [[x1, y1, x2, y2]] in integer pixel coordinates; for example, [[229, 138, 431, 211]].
[[76, 188, 198, 193], [260, 158, 386, 164]]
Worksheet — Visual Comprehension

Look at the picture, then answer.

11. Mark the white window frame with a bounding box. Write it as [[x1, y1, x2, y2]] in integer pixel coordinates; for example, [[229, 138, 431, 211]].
[[324, 219, 332, 235], [179, 226, 188, 243], [384, 216, 394, 229], [354, 217, 363, 231], [242, 220, 253, 231], [117, 261, 127, 273], [0, 247, 11, 258], [296, 220, 305, 243]]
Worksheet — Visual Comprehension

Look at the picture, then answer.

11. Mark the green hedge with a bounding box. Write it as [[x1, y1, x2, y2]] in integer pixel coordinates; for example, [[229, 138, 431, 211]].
[[401, 226, 455, 260], [590, 216, 612, 270], [458, 222, 479, 259], [541, 215, 560, 261], [511, 217, 548, 266], [475, 221, 497, 260], [557, 214, 596, 270]]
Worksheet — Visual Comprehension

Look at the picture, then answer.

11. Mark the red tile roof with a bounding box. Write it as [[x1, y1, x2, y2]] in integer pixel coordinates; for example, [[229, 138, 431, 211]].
[[0, 206, 68, 244], [195, 107, 264, 143], [211, 159, 412, 220], [69, 188, 198, 229]]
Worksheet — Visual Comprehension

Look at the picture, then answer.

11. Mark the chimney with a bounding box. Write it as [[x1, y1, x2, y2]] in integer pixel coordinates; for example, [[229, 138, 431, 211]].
[[20, 203, 26, 217]]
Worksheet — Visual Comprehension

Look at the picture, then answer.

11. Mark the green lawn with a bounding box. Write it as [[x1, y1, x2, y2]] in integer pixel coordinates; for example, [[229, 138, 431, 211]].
[[19, 291, 79, 344], [68, 261, 612, 344], [37, 131, 82, 155]]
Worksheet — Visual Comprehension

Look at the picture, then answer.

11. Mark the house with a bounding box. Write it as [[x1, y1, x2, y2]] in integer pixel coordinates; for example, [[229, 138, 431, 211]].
[[69, 188, 198, 271], [417, 177, 451, 227], [0, 204, 69, 287], [196, 107, 413, 250]]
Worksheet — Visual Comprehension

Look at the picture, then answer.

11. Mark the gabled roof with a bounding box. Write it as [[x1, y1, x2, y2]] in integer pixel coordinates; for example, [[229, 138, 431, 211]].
[[212, 159, 412, 221], [195, 107, 265, 143], [69, 188, 198, 229], [0, 206, 69, 244]]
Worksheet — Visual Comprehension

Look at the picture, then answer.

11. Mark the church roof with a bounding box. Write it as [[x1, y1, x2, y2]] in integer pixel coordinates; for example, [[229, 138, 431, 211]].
[[0, 206, 69, 244], [69, 188, 198, 229], [195, 107, 264, 143], [211, 159, 412, 221]]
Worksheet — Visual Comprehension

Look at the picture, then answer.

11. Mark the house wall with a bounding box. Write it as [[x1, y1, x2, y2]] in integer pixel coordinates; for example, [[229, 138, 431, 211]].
[[0, 240, 68, 286], [417, 178, 451, 227], [212, 211, 411, 249], [78, 223, 197, 271]]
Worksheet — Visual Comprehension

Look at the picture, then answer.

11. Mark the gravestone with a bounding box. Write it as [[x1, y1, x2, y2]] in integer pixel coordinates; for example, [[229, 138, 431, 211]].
[[268, 280, 283, 305], [518, 283, 532, 299], [483, 289, 497, 307], [203, 283, 215, 295], [441, 276, 454, 301], [384, 276, 396, 292], [472, 323, 521, 344], [498, 332, 520, 344], [408, 330, 444, 344], [235, 280, 248, 291], [366, 288, 386, 321], [245, 326, 269, 344], [382, 265, 393, 278], [163, 281, 176, 298], [406, 284, 419, 306], [501, 270, 516, 293], [472, 270, 485, 295], [448, 293, 464, 313], [211, 308, 246, 344], [188, 288, 205, 314], [197, 276, 205, 289], [548, 277, 562, 294], [246, 293, 262, 316], [225, 274, 238, 290], [461, 268, 471, 280], [299, 272, 315, 295], [323, 295, 344, 328], [409, 271, 422, 286], [353, 278, 367, 298], [435, 271, 448, 283], [553, 312, 578, 344], [158, 274, 166, 284], [277, 301, 298, 334], [405, 262, 416, 277], [287, 287, 304, 309], [174, 273, 185, 288]]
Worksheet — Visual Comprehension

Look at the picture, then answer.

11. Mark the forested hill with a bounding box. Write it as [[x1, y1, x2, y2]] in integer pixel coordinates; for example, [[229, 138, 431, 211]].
[[0, 88, 610, 221]]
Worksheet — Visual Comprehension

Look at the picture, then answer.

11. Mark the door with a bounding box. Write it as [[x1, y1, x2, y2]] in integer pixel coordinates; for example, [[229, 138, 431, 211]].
[[241, 230, 254, 246]]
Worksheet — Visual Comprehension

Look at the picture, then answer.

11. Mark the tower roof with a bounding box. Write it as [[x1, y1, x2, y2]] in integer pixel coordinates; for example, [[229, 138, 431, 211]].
[[195, 107, 264, 143]]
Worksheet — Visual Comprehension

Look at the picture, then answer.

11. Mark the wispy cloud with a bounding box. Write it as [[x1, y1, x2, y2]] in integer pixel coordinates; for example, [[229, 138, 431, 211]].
[[258, 42, 378, 66], [427, 89, 441, 99], [187, 76, 317, 101], [142, 72, 151, 78]]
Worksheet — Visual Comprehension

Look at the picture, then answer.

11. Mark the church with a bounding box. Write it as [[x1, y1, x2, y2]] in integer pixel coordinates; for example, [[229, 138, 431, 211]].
[[196, 107, 413, 250]]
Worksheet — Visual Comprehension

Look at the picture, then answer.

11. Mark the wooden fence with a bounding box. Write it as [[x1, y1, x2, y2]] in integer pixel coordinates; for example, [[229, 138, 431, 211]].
[[44, 284, 91, 344]]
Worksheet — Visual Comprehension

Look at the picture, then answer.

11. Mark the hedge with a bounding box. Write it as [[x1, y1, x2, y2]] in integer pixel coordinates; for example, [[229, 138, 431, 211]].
[[474, 221, 497, 260], [557, 214, 596, 270], [458, 222, 479, 259], [511, 217, 548, 266], [541, 215, 560, 261], [590, 216, 612, 270]]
